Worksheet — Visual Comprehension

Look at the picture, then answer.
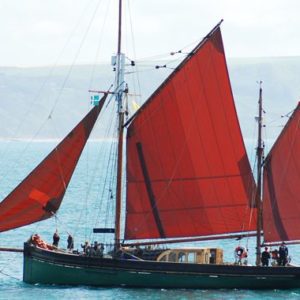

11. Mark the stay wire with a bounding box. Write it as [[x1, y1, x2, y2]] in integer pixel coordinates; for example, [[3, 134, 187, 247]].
[[0, 269, 20, 281], [39, 0, 104, 240], [0, 250, 22, 281], [90, 110, 118, 243], [124, 0, 142, 107], [71, 97, 115, 240], [48, 0, 104, 118], [67, 96, 115, 243], [89, 0, 112, 89], [0, 0, 100, 177], [90, 131, 118, 244], [34, 98, 116, 244]]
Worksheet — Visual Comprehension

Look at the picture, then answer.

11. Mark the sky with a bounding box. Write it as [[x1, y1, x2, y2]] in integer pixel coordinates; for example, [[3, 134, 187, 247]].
[[0, 0, 300, 67]]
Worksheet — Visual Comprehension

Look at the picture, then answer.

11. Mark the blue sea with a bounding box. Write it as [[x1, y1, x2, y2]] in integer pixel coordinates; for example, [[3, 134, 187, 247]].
[[1, 141, 300, 299]]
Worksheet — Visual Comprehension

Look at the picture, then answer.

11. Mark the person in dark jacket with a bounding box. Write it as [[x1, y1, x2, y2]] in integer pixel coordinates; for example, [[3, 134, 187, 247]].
[[278, 242, 288, 266], [67, 234, 74, 251], [261, 247, 271, 266], [52, 230, 60, 247]]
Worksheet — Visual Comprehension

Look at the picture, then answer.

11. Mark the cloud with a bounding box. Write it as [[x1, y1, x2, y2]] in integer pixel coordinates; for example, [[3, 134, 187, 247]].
[[0, 0, 300, 67]]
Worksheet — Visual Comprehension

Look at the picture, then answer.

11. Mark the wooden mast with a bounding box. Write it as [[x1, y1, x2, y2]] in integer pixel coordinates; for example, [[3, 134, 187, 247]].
[[256, 81, 263, 265], [114, 0, 125, 248]]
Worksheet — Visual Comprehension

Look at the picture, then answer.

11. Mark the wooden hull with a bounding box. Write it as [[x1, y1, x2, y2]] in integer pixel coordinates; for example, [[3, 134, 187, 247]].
[[23, 243, 300, 289]]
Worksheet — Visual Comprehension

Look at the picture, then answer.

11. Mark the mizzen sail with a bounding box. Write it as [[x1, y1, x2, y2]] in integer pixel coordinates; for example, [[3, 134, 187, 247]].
[[263, 103, 300, 243], [125, 24, 256, 240], [0, 94, 107, 232]]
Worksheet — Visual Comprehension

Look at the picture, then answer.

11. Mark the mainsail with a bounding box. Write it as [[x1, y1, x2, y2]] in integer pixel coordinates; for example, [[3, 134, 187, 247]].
[[125, 25, 256, 240], [0, 94, 107, 232], [263, 103, 300, 243]]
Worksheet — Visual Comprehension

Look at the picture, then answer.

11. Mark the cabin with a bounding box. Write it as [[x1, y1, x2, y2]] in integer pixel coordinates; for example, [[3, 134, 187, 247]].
[[156, 248, 223, 265]]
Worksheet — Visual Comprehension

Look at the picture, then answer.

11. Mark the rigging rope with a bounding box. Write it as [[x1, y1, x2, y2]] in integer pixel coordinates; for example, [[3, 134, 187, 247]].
[[89, 0, 112, 90], [0, 269, 21, 281], [21, 0, 106, 243], [62, 95, 117, 245], [0, 0, 101, 180], [0, 250, 22, 281], [90, 105, 119, 244], [124, 0, 142, 109], [48, 0, 104, 118]]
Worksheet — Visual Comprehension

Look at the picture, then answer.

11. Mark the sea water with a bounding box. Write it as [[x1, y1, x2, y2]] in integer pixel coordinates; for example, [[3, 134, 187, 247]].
[[0, 141, 300, 300]]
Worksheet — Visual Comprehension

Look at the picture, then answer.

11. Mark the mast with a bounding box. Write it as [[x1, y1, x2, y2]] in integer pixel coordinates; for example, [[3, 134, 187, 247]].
[[114, 0, 125, 248], [255, 81, 263, 265]]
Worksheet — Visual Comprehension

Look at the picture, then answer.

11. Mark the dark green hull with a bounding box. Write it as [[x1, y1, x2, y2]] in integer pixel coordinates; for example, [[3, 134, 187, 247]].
[[23, 243, 300, 289]]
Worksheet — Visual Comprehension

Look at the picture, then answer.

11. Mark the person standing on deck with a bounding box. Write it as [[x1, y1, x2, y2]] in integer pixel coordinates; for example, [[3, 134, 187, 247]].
[[261, 247, 271, 266], [81, 241, 91, 255], [52, 230, 60, 247], [278, 242, 288, 266], [67, 234, 74, 251]]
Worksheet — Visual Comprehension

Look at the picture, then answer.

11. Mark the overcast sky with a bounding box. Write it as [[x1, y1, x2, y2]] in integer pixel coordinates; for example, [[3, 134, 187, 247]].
[[0, 0, 299, 67]]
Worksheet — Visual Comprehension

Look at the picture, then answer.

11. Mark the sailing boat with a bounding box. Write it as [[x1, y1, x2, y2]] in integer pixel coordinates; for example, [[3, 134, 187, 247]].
[[1, 1, 300, 289]]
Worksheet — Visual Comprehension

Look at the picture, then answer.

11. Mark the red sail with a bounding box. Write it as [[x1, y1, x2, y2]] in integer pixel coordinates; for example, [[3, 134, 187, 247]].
[[0, 94, 107, 232], [263, 103, 300, 243], [125, 25, 256, 240]]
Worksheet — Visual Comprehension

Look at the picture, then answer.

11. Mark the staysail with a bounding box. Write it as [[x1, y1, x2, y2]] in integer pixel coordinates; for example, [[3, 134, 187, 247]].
[[0, 94, 107, 232], [263, 103, 300, 243], [125, 24, 256, 240]]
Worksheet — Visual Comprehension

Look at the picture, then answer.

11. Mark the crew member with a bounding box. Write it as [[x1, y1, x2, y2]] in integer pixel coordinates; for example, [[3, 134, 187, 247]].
[[278, 242, 288, 266], [67, 234, 74, 251], [52, 230, 60, 247], [235, 246, 247, 264], [261, 247, 271, 266], [81, 241, 91, 255]]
